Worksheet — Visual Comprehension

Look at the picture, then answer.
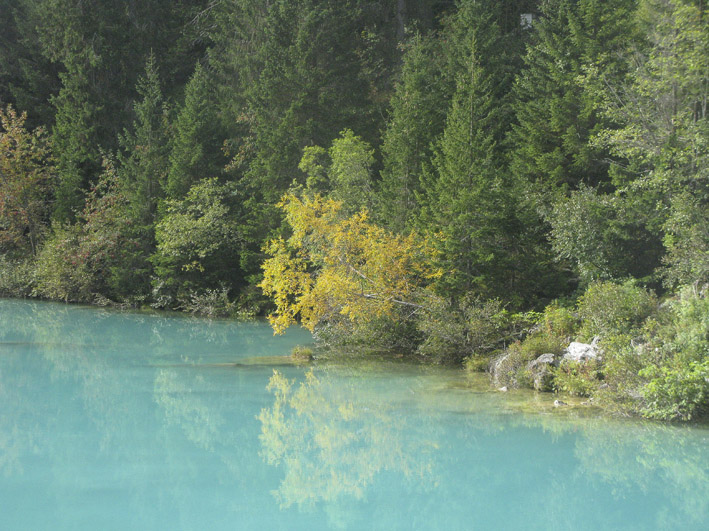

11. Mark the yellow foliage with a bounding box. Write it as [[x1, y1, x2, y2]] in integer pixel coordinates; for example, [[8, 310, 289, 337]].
[[260, 193, 439, 334]]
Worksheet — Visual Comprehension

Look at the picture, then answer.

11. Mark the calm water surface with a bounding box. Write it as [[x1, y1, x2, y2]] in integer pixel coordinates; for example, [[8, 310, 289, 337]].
[[0, 299, 707, 530]]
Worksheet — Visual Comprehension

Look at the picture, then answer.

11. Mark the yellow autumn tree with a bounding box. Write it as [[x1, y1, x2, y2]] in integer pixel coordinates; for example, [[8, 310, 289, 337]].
[[260, 193, 439, 334]]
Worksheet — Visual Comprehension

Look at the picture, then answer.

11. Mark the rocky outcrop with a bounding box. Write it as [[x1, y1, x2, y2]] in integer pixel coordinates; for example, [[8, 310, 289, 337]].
[[490, 352, 511, 387], [561, 338, 600, 363], [527, 353, 558, 391], [490, 339, 601, 392]]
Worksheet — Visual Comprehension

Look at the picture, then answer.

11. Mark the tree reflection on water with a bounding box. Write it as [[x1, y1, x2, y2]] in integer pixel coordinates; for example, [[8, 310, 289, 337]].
[[259, 369, 439, 509]]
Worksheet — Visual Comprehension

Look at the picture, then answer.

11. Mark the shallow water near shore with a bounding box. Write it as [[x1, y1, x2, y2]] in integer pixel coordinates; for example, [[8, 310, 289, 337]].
[[1, 299, 707, 530]]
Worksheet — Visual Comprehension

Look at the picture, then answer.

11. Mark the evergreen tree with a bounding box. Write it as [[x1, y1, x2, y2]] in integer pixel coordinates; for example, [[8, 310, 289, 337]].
[[378, 0, 524, 233], [51, 59, 99, 222], [166, 62, 224, 201], [419, 35, 516, 300], [0, 0, 60, 128], [510, 0, 638, 192], [113, 55, 171, 297], [39, 0, 208, 221], [378, 33, 447, 232], [210, 0, 391, 286], [119, 54, 170, 225], [244, 0, 376, 200]]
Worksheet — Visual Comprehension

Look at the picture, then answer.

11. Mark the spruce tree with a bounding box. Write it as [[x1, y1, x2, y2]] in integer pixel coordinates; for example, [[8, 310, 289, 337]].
[[378, 0, 523, 233], [510, 0, 638, 192], [113, 55, 171, 298], [40, 0, 209, 221], [166, 62, 224, 201], [51, 60, 99, 222], [378, 33, 447, 232], [419, 36, 514, 300], [0, 0, 60, 128], [119, 54, 170, 225]]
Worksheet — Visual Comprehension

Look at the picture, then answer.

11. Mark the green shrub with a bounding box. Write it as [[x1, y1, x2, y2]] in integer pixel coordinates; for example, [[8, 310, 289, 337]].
[[577, 281, 657, 340], [315, 305, 422, 355], [665, 287, 709, 364], [554, 359, 603, 397], [177, 286, 236, 318], [548, 186, 662, 285], [0, 256, 35, 297], [639, 360, 709, 421], [538, 303, 578, 340], [417, 296, 512, 364], [489, 305, 574, 389], [492, 341, 542, 389], [519, 333, 566, 358], [661, 192, 709, 288], [291, 346, 314, 362], [463, 354, 495, 373], [596, 288, 709, 419], [33, 225, 94, 302]]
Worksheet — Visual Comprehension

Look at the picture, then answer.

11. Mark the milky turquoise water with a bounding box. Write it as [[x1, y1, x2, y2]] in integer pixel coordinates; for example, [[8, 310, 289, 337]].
[[0, 299, 707, 530]]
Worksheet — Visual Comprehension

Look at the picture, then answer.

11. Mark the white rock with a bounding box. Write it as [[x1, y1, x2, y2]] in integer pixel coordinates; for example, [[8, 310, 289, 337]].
[[562, 341, 599, 363]]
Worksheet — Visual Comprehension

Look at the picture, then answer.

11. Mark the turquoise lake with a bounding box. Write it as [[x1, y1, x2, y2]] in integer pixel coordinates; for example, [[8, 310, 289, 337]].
[[0, 299, 707, 530]]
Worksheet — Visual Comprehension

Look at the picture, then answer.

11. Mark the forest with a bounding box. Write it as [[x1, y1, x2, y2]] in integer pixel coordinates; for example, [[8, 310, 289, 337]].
[[0, 0, 707, 420]]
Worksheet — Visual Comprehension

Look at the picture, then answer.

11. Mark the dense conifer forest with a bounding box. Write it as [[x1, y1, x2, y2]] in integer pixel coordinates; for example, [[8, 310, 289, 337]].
[[1, 0, 707, 419]]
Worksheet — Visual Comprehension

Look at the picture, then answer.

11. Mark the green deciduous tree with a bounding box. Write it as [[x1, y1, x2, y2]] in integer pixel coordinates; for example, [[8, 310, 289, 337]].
[[594, 0, 708, 287], [598, 0, 707, 182], [298, 129, 377, 215], [152, 178, 243, 307], [548, 186, 663, 284]]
